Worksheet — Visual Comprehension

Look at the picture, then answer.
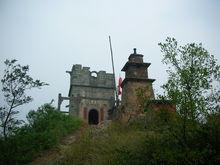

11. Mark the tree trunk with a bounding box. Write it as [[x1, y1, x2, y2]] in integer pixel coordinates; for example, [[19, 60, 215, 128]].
[[3, 97, 15, 139]]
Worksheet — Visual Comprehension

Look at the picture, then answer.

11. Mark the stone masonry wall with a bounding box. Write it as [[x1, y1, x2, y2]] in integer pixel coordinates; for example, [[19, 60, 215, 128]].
[[67, 64, 115, 124], [122, 81, 155, 111]]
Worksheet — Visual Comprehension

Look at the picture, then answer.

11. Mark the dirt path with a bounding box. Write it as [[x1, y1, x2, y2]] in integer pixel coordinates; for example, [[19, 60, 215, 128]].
[[28, 124, 88, 165]]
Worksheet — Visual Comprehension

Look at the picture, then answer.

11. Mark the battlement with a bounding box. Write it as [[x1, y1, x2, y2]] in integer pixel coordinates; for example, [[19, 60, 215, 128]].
[[67, 64, 114, 88]]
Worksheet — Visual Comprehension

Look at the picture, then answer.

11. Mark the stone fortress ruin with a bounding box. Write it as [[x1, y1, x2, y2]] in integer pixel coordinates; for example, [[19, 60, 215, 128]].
[[58, 64, 115, 124], [58, 48, 175, 124]]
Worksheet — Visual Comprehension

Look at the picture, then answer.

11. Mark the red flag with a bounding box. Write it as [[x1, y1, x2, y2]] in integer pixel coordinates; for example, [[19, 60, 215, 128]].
[[118, 77, 122, 95]]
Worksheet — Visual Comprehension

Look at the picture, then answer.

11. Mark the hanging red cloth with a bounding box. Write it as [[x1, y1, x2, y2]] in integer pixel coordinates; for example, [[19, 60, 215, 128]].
[[118, 77, 122, 95]]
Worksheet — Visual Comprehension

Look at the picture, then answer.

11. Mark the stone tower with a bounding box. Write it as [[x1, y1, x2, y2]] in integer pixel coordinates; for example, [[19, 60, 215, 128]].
[[67, 64, 115, 124], [121, 48, 155, 111]]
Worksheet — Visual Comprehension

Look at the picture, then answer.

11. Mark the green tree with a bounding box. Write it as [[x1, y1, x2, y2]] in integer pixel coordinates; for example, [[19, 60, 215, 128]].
[[158, 37, 220, 144], [0, 59, 48, 139]]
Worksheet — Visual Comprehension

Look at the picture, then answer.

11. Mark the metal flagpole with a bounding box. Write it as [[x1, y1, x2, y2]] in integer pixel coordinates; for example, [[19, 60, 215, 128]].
[[108, 36, 119, 104]]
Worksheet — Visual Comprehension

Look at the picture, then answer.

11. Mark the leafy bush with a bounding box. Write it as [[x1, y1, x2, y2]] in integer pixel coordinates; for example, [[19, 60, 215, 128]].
[[0, 104, 82, 164]]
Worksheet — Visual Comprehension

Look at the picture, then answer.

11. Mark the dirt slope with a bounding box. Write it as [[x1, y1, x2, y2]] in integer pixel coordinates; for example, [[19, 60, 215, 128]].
[[28, 124, 87, 165]]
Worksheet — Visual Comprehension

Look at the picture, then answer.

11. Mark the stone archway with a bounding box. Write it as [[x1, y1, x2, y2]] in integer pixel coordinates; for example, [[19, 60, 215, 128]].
[[88, 109, 99, 125]]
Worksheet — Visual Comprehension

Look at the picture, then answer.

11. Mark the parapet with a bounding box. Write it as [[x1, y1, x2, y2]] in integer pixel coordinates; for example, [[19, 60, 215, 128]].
[[68, 64, 114, 88], [72, 64, 82, 70], [83, 66, 90, 71]]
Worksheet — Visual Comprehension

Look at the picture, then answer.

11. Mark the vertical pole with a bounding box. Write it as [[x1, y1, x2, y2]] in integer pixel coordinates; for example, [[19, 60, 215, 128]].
[[58, 93, 62, 111], [109, 36, 119, 104]]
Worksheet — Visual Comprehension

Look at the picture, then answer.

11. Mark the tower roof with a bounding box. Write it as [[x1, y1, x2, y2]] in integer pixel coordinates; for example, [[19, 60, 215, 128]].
[[121, 77, 155, 88], [121, 48, 151, 71], [121, 62, 151, 71], [128, 48, 143, 61]]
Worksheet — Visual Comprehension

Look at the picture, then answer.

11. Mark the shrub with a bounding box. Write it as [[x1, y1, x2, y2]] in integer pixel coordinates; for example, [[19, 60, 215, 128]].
[[0, 104, 82, 164]]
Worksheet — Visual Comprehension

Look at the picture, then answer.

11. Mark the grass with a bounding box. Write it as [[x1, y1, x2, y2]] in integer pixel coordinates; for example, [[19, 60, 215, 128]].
[[56, 121, 147, 165]]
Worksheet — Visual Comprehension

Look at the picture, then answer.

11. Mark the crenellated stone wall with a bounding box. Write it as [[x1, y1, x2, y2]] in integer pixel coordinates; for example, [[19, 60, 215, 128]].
[[67, 64, 115, 124]]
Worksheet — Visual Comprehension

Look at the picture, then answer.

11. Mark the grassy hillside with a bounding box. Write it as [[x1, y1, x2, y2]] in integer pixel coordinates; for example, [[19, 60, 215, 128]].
[[54, 109, 220, 165], [57, 122, 146, 164], [1, 106, 219, 164]]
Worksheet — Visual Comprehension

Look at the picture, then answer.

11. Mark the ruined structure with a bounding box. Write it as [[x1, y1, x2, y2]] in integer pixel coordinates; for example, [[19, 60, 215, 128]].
[[58, 65, 115, 124], [121, 48, 155, 111], [58, 48, 175, 125], [121, 48, 175, 116]]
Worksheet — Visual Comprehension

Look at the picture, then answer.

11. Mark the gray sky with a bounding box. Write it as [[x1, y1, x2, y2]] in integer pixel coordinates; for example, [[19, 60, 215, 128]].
[[0, 0, 220, 120]]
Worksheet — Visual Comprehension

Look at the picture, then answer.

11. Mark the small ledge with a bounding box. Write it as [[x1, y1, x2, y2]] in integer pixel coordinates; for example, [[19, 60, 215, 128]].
[[121, 62, 151, 71], [121, 77, 155, 87]]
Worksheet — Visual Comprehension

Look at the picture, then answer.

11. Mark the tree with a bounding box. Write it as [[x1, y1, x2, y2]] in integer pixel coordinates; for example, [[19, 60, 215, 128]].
[[159, 37, 220, 119], [0, 103, 82, 164], [0, 59, 48, 139], [158, 37, 220, 144]]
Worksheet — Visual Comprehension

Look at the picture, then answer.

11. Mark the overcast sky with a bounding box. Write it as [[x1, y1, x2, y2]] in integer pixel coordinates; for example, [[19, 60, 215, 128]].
[[0, 0, 220, 120]]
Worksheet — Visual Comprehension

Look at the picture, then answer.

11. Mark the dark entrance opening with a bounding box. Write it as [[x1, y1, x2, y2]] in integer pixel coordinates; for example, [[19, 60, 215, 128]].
[[89, 109, 99, 125]]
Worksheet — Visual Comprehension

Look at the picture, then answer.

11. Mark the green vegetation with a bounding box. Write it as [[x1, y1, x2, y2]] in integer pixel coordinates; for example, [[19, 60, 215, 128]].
[[0, 38, 219, 164], [56, 110, 220, 165], [56, 120, 146, 165], [158, 37, 220, 120], [55, 38, 220, 164], [0, 104, 82, 164], [0, 59, 48, 139], [158, 37, 220, 160], [0, 59, 82, 164]]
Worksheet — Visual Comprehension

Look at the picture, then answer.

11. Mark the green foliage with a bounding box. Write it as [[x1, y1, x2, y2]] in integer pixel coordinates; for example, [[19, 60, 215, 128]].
[[135, 86, 152, 113], [0, 104, 82, 164], [0, 59, 48, 138], [143, 110, 220, 164], [158, 37, 220, 120], [202, 113, 220, 156], [57, 111, 219, 164], [158, 37, 220, 151], [57, 122, 146, 165], [53, 38, 220, 164]]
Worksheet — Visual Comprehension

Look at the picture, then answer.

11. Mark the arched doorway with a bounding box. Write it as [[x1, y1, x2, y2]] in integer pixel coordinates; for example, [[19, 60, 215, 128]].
[[88, 109, 99, 125]]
